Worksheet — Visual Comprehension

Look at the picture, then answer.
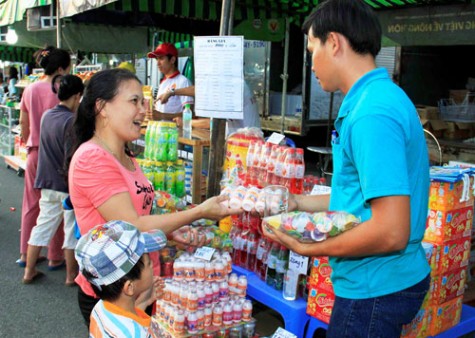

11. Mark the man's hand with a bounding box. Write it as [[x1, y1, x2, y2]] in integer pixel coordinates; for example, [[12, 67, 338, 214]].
[[173, 117, 183, 127], [157, 91, 173, 104]]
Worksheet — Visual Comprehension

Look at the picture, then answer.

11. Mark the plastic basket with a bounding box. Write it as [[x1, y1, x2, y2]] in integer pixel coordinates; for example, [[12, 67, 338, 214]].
[[438, 93, 475, 122]]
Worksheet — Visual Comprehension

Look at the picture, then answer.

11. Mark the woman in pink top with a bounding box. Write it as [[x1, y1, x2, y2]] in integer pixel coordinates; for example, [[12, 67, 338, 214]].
[[68, 68, 242, 326], [18, 47, 71, 269]]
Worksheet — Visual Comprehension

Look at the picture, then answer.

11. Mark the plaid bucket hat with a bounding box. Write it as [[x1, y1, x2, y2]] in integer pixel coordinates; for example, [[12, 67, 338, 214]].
[[75, 220, 166, 289]]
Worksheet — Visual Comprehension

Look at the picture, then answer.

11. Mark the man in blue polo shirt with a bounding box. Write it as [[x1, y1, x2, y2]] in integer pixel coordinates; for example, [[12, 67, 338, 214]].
[[262, 1, 430, 337]]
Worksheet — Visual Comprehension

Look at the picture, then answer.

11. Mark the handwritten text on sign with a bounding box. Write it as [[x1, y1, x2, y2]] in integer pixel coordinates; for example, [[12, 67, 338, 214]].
[[288, 251, 309, 275]]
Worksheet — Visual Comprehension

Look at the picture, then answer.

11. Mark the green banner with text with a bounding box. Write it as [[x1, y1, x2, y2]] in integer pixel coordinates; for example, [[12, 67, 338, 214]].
[[378, 4, 475, 46]]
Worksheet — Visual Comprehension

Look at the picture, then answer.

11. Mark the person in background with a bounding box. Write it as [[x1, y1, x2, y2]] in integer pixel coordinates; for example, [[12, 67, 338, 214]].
[[159, 83, 261, 136], [261, 1, 430, 337], [67, 68, 241, 326], [75, 221, 163, 337], [22, 75, 84, 285], [147, 43, 193, 121], [0, 74, 5, 103], [117, 61, 136, 74], [18, 46, 71, 269], [7, 66, 19, 100]]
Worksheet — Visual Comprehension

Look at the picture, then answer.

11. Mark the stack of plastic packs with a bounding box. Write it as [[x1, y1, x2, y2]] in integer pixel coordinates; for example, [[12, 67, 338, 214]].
[[262, 211, 360, 242]]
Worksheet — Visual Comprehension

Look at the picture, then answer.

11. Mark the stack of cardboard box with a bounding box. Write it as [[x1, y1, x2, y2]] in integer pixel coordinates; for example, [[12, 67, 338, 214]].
[[402, 167, 474, 337], [306, 256, 334, 324]]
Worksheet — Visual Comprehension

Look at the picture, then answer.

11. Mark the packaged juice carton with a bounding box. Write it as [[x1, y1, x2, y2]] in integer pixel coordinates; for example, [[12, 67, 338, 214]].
[[429, 179, 474, 212], [306, 285, 335, 324], [424, 206, 473, 244], [308, 257, 333, 294], [427, 296, 463, 336], [430, 267, 467, 305], [422, 242, 438, 276], [400, 292, 431, 338], [306, 257, 334, 324], [436, 237, 471, 275]]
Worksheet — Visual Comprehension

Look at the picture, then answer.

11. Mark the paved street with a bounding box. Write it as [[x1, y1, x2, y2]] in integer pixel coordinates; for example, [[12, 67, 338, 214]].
[[0, 163, 87, 337]]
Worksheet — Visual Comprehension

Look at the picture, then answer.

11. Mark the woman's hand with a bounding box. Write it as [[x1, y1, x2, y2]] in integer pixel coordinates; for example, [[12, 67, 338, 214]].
[[197, 195, 243, 221]]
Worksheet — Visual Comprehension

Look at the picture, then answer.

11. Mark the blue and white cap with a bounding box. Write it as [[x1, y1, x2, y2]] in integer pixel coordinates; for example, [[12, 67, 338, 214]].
[[75, 220, 166, 288]]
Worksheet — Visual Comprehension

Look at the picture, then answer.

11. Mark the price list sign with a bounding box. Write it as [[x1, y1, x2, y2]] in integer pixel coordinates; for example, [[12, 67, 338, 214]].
[[194, 36, 244, 119]]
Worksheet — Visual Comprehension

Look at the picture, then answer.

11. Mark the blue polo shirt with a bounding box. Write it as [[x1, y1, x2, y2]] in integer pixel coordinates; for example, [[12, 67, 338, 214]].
[[329, 68, 430, 299]]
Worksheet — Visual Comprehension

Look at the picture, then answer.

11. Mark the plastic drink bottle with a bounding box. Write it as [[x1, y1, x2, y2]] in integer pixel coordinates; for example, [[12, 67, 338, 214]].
[[265, 242, 280, 287], [175, 159, 186, 198], [204, 306, 212, 327], [237, 275, 248, 297], [274, 146, 287, 185], [187, 311, 199, 334], [144, 120, 154, 159], [266, 144, 279, 185], [242, 187, 259, 212], [223, 302, 234, 325], [228, 273, 238, 295], [167, 122, 178, 161], [242, 300, 253, 322], [187, 289, 198, 312], [246, 230, 257, 272], [283, 270, 299, 301], [255, 237, 268, 280], [212, 304, 223, 326], [197, 288, 206, 309], [153, 161, 166, 191], [233, 301, 242, 323], [292, 148, 305, 194], [174, 310, 185, 334], [229, 185, 247, 209], [196, 309, 205, 331], [165, 161, 176, 195], [282, 148, 296, 191], [183, 104, 192, 139], [245, 141, 256, 186], [219, 281, 229, 300], [156, 121, 169, 162], [275, 246, 289, 291]]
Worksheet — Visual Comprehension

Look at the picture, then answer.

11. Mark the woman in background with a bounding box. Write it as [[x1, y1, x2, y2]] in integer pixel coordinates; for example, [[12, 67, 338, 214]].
[[18, 46, 71, 269]]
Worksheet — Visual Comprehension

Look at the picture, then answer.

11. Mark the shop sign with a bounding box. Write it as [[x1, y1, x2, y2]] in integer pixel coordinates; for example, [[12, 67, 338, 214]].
[[378, 4, 475, 46]]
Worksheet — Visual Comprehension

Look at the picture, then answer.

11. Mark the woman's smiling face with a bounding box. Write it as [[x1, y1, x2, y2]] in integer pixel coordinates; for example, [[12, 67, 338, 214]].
[[102, 79, 145, 142]]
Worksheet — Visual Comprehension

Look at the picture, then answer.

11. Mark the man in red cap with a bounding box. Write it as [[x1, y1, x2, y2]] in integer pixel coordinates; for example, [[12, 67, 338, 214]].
[[147, 42, 194, 121]]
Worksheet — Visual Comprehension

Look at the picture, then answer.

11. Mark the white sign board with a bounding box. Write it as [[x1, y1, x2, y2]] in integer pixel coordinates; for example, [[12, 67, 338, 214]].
[[194, 36, 244, 119]]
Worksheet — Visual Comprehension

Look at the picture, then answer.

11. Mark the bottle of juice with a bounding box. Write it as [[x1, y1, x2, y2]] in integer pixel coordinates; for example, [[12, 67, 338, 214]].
[[165, 161, 176, 195]]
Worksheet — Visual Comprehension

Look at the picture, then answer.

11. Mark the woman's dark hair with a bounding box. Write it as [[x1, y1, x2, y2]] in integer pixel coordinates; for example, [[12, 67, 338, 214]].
[[302, 0, 381, 58], [9, 66, 18, 80], [66, 68, 141, 172], [83, 256, 145, 302], [52, 75, 84, 101], [35, 46, 71, 75]]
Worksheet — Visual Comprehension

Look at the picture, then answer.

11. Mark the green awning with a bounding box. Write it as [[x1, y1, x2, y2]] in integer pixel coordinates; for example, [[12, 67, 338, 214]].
[[0, 0, 53, 26], [0, 45, 36, 63]]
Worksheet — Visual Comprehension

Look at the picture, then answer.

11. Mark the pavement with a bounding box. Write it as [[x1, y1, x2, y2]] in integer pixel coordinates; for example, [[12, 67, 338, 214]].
[[0, 163, 87, 337]]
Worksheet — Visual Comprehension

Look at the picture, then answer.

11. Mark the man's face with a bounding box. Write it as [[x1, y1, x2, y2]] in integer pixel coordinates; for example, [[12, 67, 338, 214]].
[[307, 30, 337, 93], [156, 55, 175, 76]]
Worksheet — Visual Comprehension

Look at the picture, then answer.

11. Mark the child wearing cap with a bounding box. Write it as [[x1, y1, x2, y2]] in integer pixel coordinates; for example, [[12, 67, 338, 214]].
[[75, 220, 166, 337]]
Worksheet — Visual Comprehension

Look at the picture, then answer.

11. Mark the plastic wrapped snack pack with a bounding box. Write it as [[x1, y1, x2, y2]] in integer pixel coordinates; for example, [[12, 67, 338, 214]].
[[263, 211, 360, 242]]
